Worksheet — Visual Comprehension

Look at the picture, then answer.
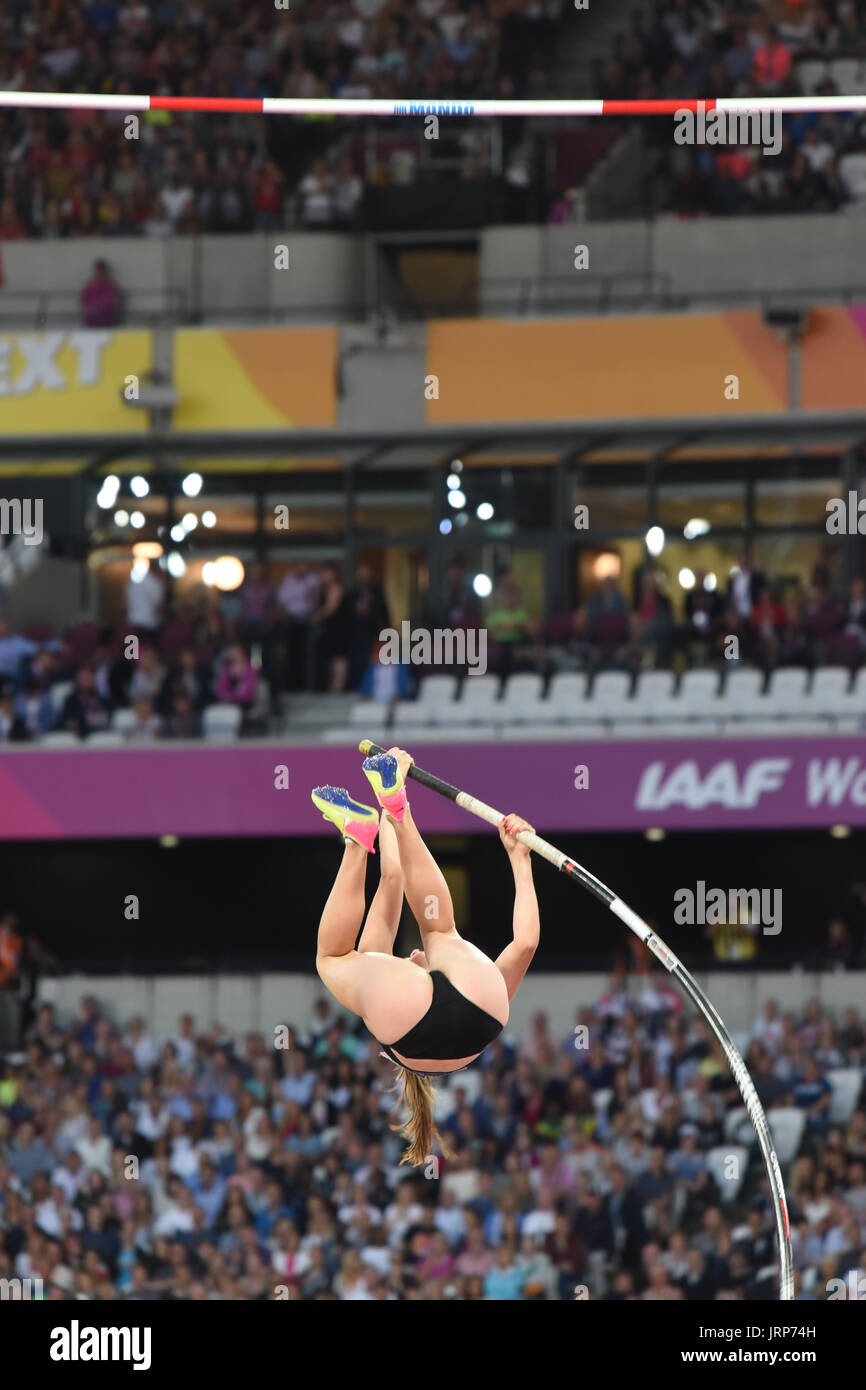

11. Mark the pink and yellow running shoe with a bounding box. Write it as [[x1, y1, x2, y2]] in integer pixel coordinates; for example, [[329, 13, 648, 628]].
[[311, 785, 380, 853], [361, 752, 408, 822]]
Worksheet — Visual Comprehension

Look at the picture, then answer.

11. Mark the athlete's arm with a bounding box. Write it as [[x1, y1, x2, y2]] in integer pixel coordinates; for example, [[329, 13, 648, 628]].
[[494, 814, 540, 1001]]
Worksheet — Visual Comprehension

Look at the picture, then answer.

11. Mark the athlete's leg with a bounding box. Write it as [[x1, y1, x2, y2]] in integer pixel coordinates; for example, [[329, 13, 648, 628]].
[[358, 813, 404, 955], [316, 839, 368, 962], [315, 836, 430, 1035], [390, 802, 457, 939]]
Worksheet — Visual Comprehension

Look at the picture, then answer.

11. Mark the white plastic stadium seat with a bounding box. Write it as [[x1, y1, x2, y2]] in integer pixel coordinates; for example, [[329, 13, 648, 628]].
[[718, 668, 765, 721], [805, 666, 852, 719], [417, 675, 458, 722], [587, 670, 632, 723], [499, 673, 545, 724], [835, 666, 866, 724], [391, 700, 430, 731], [795, 59, 826, 94], [827, 1068, 862, 1123], [450, 674, 500, 726], [706, 1145, 748, 1204], [39, 732, 80, 749], [678, 668, 721, 721], [86, 732, 125, 748], [765, 667, 810, 718], [766, 1107, 806, 1164], [539, 671, 588, 723], [112, 708, 137, 734], [349, 700, 388, 727], [830, 58, 861, 94], [391, 674, 458, 731], [633, 669, 677, 722], [202, 703, 243, 742]]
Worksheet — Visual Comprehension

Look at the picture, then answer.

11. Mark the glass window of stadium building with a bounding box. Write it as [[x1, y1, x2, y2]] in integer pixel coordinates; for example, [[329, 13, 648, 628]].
[[76, 442, 865, 675]]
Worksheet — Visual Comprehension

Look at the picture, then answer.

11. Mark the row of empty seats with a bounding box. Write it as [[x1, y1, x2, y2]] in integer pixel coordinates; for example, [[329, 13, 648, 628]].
[[323, 666, 866, 743], [796, 55, 866, 94]]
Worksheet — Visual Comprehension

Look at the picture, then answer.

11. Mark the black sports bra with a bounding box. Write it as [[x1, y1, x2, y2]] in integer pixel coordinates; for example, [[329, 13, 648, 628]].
[[378, 970, 503, 1075]]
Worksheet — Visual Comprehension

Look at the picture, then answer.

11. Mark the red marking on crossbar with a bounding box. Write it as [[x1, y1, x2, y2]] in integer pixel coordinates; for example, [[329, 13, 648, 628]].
[[602, 98, 718, 115], [150, 97, 265, 112]]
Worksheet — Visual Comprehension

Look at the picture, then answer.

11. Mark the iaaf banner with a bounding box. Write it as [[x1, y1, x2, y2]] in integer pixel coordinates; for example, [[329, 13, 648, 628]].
[[0, 737, 865, 840]]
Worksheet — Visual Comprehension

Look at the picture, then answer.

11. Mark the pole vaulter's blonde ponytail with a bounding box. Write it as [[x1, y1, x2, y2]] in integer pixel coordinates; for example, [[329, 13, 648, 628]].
[[391, 1068, 453, 1167]]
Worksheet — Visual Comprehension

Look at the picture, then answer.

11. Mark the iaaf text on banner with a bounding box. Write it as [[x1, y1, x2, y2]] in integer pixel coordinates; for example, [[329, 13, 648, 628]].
[[1, 739, 866, 839]]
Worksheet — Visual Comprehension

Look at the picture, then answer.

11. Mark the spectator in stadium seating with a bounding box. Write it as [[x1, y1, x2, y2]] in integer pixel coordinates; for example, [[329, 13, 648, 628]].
[[277, 563, 322, 692], [358, 636, 412, 704], [0, 196, 27, 239], [299, 159, 334, 227], [164, 692, 201, 739], [13, 674, 57, 738], [124, 563, 163, 636], [332, 157, 364, 228], [632, 570, 673, 667], [80, 258, 121, 327], [311, 566, 354, 693], [0, 618, 39, 683], [751, 24, 793, 93], [125, 696, 163, 741], [215, 643, 259, 711], [486, 572, 534, 674], [345, 561, 390, 690], [128, 645, 166, 704], [750, 587, 787, 668], [61, 666, 110, 738], [483, 1241, 525, 1300], [0, 686, 28, 741], [794, 1058, 833, 1135]]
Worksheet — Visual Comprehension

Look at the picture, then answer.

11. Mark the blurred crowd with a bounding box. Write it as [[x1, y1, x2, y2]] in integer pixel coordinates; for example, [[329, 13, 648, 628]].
[[0, 0, 555, 245], [592, 0, 866, 217], [1, 548, 864, 743], [0, 980, 863, 1300], [0, 557, 393, 742], [428, 553, 866, 679]]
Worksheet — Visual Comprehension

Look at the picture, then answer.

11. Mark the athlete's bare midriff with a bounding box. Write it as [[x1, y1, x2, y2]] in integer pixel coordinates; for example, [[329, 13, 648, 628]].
[[386, 1047, 483, 1074]]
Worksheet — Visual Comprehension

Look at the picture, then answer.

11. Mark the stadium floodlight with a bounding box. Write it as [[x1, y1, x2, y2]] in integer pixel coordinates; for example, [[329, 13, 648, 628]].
[[130, 476, 150, 498], [170, 524, 186, 543], [97, 475, 120, 509], [166, 552, 186, 578], [113, 509, 130, 527], [645, 525, 664, 556], [182, 472, 203, 497], [202, 510, 217, 528], [181, 512, 198, 531], [446, 473, 461, 490], [476, 502, 494, 521], [447, 490, 466, 509], [130, 511, 146, 529], [439, 520, 452, 535], [683, 517, 710, 539], [472, 573, 493, 598], [703, 572, 717, 591], [211, 556, 245, 591], [678, 567, 696, 589]]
